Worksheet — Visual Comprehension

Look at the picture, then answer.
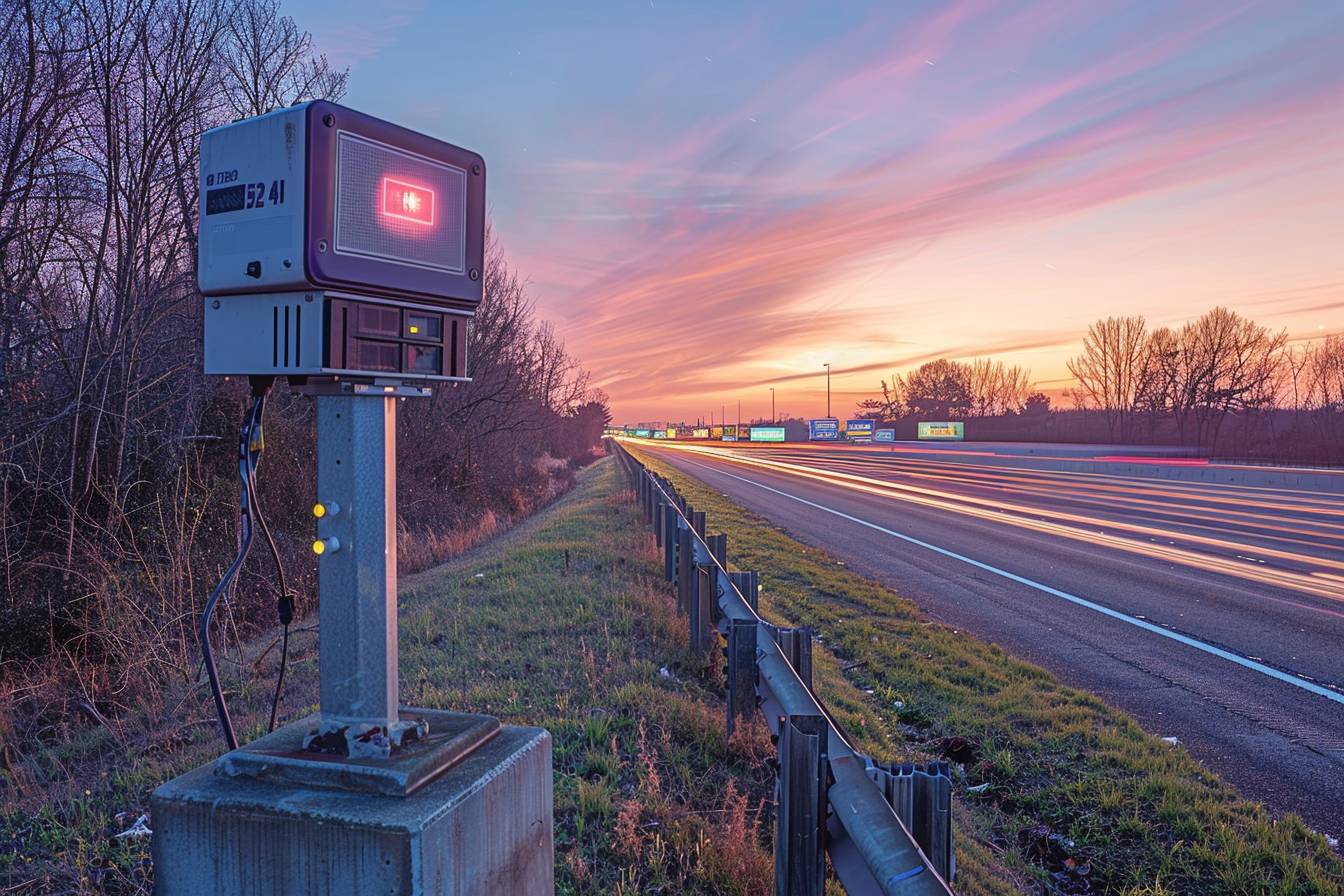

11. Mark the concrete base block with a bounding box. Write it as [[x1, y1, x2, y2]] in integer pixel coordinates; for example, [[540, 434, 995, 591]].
[[151, 725, 552, 895]]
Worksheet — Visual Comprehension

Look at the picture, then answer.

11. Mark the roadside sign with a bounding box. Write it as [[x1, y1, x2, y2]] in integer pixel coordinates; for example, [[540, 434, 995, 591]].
[[844, 419, 874, 437], [652, 430, 667, 439], [808, 418, 839, 441], [693, 428, 710, 439], [633, 429, 651, 438], [750, 426, 786, 442], [665, 428, 677, 439], [721, 435, 737, 442], [875, 429, 895, 443], [918, 421, 964, 440]]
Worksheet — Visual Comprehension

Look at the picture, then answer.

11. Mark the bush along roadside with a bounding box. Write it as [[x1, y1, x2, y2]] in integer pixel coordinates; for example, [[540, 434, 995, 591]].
[[627, 444, 1344, 896]]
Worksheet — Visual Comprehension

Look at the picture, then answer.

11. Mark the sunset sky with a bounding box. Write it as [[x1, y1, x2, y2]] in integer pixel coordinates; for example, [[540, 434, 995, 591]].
[[289, 0, 1344, 424]]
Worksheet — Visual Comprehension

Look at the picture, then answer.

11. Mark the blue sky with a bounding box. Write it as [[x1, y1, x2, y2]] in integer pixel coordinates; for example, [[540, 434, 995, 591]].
[[287, 0, 1344, 421]]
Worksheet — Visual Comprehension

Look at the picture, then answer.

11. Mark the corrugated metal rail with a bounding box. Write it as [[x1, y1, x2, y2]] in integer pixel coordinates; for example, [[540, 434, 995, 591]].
[[611, 440, 956, 896]]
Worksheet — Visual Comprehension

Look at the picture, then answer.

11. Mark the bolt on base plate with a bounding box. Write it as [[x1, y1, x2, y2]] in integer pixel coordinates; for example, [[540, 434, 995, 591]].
[[303, 716, 431, 759], [218, 708, 501, 797]]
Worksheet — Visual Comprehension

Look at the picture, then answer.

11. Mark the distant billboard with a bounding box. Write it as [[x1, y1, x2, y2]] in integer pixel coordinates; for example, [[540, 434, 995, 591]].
[[665, 428, 677, 439], [693, 428, 710, 439], [652, 430, 667, 439], [808, 418, 839, 441], [875, 429, 896, 443], [844, 419, 875, 439], [918, 421, 964, 440], [633, 429, 651, 438], [750, 426, 786, 442]]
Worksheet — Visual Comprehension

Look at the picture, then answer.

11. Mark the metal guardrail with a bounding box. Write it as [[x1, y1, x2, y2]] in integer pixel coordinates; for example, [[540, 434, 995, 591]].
[[610, 440, 955, 896]]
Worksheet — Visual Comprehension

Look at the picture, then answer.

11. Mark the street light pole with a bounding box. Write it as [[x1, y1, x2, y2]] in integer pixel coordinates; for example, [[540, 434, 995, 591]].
[[770, 387, 775, 423], [824, 363, 831, 418]]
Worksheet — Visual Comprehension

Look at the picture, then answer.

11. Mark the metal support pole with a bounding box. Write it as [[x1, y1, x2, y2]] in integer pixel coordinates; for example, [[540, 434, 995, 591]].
[[663, 504, 678, 582], [676, 521, 692, 615], [692, 510, 706, 538], [776, 713, 828, 896], [726, 617, 757, 737], [313, 395, 399, 748], [774, 627, 814, 692], [693, 562, 714, 652], [709, 532, 727, 567], [655, 500, 666, 549], [730, 570, 760, 612]]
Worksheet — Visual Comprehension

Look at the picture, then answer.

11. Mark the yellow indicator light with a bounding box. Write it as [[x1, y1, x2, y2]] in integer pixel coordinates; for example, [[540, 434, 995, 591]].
[[409, 325, 420, 334], [312, 503, 326, 519], [312, 539, 326, 555]]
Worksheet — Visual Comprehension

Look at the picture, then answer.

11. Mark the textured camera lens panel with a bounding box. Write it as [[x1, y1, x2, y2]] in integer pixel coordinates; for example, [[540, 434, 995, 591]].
[[334, 132, 466, 275]]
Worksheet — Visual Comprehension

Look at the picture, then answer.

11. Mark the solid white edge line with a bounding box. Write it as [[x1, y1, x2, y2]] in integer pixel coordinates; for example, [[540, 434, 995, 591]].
[[683, 458, 1344, 708]]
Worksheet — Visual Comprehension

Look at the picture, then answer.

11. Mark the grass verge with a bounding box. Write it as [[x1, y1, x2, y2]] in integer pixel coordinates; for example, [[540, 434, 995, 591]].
[[3, 459, 780, 894], [627, 444, 1343, 896]]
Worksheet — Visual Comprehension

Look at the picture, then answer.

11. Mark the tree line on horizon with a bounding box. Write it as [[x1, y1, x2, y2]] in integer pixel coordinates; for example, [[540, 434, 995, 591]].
[[0, 0, 608, 746], [855, 307, 1342, 463]]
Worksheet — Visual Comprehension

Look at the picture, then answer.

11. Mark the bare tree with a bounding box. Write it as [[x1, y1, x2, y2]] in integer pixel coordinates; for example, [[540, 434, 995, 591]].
[[1067, 316, 1148, 441], [218, 0, 347, 119]]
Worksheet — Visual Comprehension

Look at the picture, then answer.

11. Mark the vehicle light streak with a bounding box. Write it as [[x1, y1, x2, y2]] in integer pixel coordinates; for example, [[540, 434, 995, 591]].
[[673, 456, 1344, 708], [630, 440, 1344, 602]]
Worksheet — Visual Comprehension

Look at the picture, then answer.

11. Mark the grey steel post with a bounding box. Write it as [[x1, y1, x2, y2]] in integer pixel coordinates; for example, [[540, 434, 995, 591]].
[[693, 562, 714, 652], [776, 713, 827, 896], [688, 538, 715, 652], [663, 504, 678, 582], [730, 570, 759, 613], [774, 627, 814, 692], [314, 395, 398, 738], [692, 510, 706, 538], [655, 500, 666, 549], [726, 617, 757, 737], [676, 521, 692, 615], [709, 532, 727, 567]]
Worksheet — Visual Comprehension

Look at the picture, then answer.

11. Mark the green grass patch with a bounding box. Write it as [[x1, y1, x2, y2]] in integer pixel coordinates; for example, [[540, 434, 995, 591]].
[[627, 444, 1344, 896], [2, 460, 784, 894]]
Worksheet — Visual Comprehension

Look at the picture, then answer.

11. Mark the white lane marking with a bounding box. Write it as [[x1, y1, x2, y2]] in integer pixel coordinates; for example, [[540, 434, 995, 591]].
[[683, 458, 1344, 707]]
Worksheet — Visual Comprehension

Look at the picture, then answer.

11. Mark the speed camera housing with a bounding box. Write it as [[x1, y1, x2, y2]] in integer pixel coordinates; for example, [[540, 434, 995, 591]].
[[199, 102, 484, 381]]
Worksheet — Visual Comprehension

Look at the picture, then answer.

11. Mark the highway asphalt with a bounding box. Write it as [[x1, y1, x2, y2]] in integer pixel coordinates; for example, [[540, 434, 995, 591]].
[[632, 440, 1344, 835]]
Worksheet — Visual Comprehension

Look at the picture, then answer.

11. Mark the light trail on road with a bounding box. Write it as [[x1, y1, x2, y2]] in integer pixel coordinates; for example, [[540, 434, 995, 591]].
[[626, 438, 1344, 830], [636, 441, 1344, 602], [678, 455, 1344, 707]]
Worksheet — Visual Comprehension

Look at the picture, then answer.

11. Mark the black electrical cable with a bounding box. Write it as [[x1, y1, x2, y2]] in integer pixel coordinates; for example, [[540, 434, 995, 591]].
[[199, 393, 265, 751], [234, 379, 294, 734]]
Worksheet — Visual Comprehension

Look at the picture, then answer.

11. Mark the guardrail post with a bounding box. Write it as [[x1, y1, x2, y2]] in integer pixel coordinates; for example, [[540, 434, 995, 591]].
[[776, 713, 827, 896], [689, 539, 714, 653], [871, 762, 954, 882], [773, 627, 814, 692], [729, 570, 758, 612], [709, 532, 727, 567], [663, 504, 678, 582], [676, 520, 692, 615], [691, 510, 706, 538], [726, 618, 757, 737]]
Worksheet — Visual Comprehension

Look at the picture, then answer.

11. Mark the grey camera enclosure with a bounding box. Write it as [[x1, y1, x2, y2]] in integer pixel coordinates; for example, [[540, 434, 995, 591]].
[[198, 100, 485, 310]]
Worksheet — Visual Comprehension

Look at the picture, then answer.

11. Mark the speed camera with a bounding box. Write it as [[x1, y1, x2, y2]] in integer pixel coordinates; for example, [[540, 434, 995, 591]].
[[199, 101, 485, 381]]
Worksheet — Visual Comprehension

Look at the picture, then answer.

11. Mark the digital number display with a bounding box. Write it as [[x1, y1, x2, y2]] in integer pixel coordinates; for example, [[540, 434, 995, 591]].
[[205, 185, 245, 215]]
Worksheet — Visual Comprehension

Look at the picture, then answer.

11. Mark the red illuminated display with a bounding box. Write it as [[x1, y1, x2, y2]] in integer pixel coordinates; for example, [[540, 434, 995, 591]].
[[381, 177, 435, 226]]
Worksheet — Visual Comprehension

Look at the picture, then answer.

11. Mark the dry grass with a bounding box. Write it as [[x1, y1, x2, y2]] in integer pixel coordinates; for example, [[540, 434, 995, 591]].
[[1, 460, 780, 894]]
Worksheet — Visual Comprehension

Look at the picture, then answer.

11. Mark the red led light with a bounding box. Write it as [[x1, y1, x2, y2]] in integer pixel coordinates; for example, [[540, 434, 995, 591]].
[[381, 177, 435, 226]]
